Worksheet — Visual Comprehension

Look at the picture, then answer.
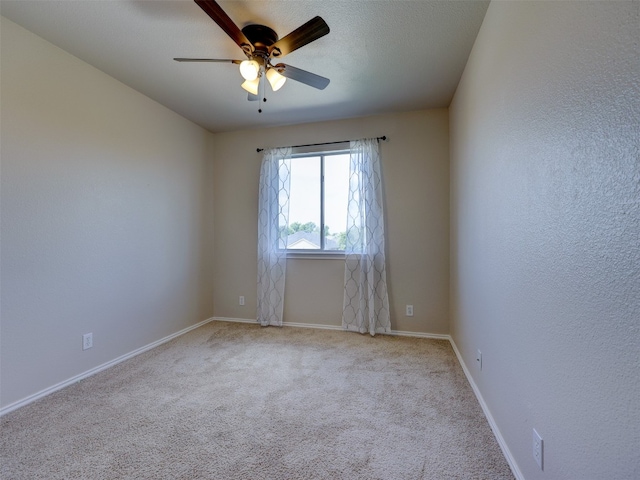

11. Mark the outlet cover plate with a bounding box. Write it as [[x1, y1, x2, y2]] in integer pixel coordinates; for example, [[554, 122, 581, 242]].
[[82, 333, 93, 350], [533, 428, 543, 470], [406, 305, 414, 316]]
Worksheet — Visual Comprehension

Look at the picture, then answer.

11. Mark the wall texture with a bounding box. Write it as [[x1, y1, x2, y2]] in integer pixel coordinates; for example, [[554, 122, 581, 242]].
[[0, 17, 215, 408], [213, 110, 450, 334], [450, 1, 639, 479]]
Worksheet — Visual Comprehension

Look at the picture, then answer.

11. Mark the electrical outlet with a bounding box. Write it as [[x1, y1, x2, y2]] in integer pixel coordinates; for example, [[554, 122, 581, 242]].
[[405, 305, 414, 316], [476, 350, 482, 370], [239, 296, 245, 306], [82, 333, 93, 351], [533, 428, 543, 470]]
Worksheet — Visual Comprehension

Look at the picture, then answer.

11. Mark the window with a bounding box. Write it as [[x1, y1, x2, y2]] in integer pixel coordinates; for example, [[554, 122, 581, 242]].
[[280, 151, 350, 252]]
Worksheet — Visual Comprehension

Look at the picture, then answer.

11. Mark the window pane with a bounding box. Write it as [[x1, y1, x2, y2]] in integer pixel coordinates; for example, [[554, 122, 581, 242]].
[[323, 154, 349, 251], [286, 156, 321, 249]]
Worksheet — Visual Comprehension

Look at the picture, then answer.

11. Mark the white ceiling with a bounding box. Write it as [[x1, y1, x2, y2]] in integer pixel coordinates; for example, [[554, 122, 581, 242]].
[[1, 0, 489, 133]]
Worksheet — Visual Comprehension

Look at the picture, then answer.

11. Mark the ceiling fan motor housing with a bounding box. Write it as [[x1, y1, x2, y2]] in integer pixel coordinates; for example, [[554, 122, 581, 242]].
[[242, 24, 280, 61]]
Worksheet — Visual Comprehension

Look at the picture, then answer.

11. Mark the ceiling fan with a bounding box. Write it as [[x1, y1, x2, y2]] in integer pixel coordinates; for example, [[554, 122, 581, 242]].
[[175, 0, 330, 106]]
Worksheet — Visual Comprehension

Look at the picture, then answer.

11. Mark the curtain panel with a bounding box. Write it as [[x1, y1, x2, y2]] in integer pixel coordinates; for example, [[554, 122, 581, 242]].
[[342, 138, 391, 335], [257, 147, 292, 326]]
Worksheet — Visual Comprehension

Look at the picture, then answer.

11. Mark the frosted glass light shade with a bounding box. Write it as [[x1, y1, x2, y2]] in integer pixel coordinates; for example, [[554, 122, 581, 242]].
[[241, 77, 260, 96], [266, 68, 287, 91], [239, 60, 260, 81]]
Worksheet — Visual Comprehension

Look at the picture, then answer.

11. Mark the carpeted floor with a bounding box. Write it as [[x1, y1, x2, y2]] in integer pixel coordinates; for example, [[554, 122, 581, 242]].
[[0, 321, 514, 479]]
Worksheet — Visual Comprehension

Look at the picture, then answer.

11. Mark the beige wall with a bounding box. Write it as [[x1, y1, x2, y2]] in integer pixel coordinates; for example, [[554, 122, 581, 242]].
[[213, 110, 450, 334], [450, 1, 639, 478], [0, 17, 215, 408]]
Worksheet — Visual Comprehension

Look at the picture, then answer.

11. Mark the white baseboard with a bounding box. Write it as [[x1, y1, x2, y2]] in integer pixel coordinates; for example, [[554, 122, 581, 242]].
[[212, 316, 261, 324], [449, 338, 524, 480], [213, 316, 344, 331], [388, 329, 450, 340], [212, 317, 450, 340], [282, 321, 344, 331], [0, 317, 215, 417]]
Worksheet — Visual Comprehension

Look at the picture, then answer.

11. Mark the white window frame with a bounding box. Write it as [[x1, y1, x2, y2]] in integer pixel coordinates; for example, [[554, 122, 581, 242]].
[[282, 146, 349, 259]]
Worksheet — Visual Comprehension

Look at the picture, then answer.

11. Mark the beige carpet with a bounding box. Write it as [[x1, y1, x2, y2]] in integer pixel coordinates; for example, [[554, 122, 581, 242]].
[[1, 321, 513, 479]]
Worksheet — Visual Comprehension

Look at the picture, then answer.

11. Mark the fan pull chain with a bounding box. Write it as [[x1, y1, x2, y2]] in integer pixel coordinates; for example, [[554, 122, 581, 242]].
[[258, 70, 263, 113], [263, 72, 268, 107], [259, 72, 269, 113]]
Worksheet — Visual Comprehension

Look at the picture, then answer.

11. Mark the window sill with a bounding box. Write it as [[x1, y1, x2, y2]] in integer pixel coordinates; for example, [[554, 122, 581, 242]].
[[285, 251, 345, 260]]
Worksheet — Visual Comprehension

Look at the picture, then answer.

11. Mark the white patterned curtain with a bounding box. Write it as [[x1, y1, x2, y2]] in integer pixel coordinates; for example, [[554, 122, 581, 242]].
[[257, 147, 292, 327], [342, 138, 391, 335]]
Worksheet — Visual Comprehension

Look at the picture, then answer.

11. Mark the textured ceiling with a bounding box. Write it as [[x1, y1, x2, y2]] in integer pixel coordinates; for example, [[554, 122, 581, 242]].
[[1, 0, 489, 133]]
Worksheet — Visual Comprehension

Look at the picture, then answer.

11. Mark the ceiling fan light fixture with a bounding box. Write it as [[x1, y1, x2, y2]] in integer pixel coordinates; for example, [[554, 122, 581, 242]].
[[266, 68, 287, 92], [239, 59, 260, 81], [241, 77, 260, 96], [178, 2, 332, 105]]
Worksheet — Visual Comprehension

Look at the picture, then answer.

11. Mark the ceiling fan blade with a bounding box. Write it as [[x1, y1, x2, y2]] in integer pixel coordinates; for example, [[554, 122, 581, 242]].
[[248, 93, 259, 101], [174, 58, 242, 64], [194, 0, 253, 54], [275, 63, 330, 90], [269, 16, 329, 57]]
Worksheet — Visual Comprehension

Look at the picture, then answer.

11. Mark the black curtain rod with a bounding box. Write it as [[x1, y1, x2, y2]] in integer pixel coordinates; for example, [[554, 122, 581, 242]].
[[256, 136, 387, 153]]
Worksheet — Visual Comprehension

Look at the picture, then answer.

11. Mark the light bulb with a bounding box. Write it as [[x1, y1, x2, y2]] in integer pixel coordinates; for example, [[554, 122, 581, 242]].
[[239, 60, 259, 81], [241, 77, 260, 96], [266, 68, 287, 92]]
